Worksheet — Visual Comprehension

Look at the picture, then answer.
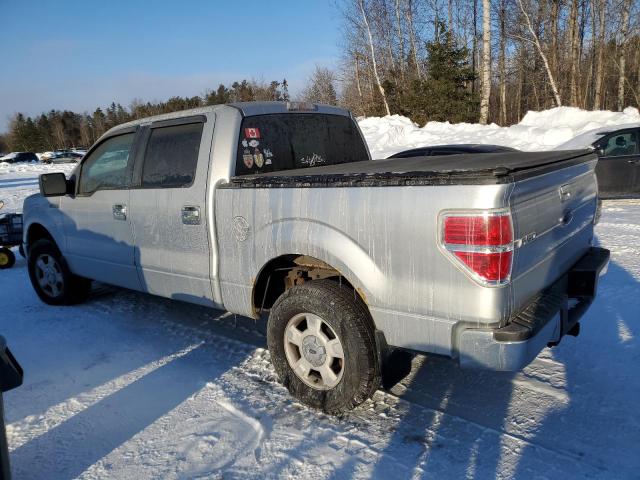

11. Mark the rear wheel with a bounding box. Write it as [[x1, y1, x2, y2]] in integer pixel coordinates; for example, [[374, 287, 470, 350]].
[[0, 248, 15, 269], [27, 239, 91, 305], [267, 280, 380, 414]]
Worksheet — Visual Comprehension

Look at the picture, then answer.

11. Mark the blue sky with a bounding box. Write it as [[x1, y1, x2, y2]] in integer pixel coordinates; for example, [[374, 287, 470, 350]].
[[0, 0, 342, 132]]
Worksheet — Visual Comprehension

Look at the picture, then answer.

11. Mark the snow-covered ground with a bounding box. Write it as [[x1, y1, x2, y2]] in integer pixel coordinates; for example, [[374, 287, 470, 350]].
[[0, 161, 76, 214], [1, 107, 639, 479]]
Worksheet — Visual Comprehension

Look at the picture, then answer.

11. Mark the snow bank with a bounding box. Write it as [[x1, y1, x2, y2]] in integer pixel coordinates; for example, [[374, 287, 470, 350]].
[[359, 106, 640, 158]]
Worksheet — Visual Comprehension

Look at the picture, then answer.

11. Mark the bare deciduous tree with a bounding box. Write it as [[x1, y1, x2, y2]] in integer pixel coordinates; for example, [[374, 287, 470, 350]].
[[516, 0, 562, 106], [358, 0, 391, 115], [479, 0, 491, 124], [618, 0, 632, 111]]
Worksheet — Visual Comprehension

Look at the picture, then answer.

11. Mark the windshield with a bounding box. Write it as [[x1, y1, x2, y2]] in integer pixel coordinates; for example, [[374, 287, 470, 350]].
[[235, 113, 369, 176]]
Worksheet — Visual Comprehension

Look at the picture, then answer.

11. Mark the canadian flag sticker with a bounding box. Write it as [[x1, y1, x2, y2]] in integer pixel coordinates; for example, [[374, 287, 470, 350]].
[[244, 127, 261, 139]]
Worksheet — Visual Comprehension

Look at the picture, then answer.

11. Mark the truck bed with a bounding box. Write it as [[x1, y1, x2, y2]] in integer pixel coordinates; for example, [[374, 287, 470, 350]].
[[224, 150, 595, 187]]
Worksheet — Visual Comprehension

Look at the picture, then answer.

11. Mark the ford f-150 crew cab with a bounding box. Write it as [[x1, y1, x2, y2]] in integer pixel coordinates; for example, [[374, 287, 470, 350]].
[[23, 102, 610, 414]]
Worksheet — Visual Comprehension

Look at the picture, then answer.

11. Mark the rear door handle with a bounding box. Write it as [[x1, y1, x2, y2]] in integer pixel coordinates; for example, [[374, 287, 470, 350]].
[[112, 204, 127, 220], [181, 206, 201, 225], [626, 159, 640, 165]]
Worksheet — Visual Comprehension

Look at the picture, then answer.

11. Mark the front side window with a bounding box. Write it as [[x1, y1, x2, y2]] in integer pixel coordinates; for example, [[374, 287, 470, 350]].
[[79, 133, 135, 194], [599, 131, 639, 157], [141, 123, 203, 188], [234, 114, 369, 176]]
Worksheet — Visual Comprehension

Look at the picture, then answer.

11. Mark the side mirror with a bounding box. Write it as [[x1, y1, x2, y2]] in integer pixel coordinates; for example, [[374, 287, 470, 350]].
[[39, 173, 68, 197]]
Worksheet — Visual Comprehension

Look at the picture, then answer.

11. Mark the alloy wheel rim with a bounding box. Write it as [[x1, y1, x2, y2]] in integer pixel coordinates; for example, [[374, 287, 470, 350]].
[[284, 312, 345, 390], [34, 254, 64, 297]]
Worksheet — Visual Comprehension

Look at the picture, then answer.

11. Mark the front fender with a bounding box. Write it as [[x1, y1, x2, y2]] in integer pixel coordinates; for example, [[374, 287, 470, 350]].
[[22, 194, 66, 251]]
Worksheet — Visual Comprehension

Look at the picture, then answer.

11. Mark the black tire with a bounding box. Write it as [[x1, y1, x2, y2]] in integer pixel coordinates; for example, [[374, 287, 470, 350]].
[[267, 280, 380, 414], [0, 248, 15, 269], [18, 244, 25, 258], [27, 239, 91, 305]]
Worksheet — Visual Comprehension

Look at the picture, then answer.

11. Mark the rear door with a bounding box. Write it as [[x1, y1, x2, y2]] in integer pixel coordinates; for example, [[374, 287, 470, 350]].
[[129, 115, 215, 305], [594, 128, 640, 198]]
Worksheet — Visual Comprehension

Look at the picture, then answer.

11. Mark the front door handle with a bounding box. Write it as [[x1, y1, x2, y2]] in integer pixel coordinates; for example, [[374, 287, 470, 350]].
[[626, 159, 640, 165], [112, 204, 127, 220], [181, 206, 201, 225]]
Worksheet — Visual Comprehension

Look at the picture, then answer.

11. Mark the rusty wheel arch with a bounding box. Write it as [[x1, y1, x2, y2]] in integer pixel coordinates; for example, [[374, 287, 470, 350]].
[[251, 254, 363, 317]]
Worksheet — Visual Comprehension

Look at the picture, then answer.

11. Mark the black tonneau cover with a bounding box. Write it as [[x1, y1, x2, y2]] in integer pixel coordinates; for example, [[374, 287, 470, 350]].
[[223, 150, 595, 188]]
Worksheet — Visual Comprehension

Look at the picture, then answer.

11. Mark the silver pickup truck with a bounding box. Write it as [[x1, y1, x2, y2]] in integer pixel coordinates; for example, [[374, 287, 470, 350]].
[[23, 102, 609, 414]]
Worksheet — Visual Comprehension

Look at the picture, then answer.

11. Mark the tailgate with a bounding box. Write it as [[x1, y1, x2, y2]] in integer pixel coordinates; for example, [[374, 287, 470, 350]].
[[509, 154, 598, 315]]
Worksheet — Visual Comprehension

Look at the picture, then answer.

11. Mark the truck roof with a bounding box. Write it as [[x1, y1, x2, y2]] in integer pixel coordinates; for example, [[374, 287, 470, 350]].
[[102, 102, 351, 139]]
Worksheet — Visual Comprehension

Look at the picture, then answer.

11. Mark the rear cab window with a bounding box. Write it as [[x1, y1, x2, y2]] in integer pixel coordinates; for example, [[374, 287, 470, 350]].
[[234, 114, 369, 176]]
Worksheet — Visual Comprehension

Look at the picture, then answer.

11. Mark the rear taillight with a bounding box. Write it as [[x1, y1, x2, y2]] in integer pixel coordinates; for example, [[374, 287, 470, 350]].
[[440, 211, 514, 286]]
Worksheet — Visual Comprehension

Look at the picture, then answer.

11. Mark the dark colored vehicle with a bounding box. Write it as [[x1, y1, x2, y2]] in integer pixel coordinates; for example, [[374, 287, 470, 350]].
[[41, 151, 84, 164], [555, 125, 640, 199], [0, 214, 23, 269], [0, 335, 23, 480], [387, 144, 519, 159], [0, 152, 38, 164], [592, 128, 640, 198]]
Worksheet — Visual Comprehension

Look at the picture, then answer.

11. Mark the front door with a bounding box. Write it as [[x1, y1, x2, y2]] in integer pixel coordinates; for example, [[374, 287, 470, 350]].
[[129, 116, 215, 306], [61, 130, 142, 290], [594, 128, 640, 198]]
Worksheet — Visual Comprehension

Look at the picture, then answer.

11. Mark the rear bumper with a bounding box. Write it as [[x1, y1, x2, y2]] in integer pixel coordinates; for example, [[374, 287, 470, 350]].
[[458, 247, 610, 370]]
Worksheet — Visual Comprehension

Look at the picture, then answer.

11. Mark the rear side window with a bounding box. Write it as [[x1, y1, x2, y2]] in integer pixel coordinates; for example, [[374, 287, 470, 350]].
[[141, 122, 203, 188], [234, 114, 369, 176], [17, 153, 37, 161]]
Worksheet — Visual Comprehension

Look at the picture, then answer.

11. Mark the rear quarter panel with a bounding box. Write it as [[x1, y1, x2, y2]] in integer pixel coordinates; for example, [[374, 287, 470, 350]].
[[215, 183, 515, 356]]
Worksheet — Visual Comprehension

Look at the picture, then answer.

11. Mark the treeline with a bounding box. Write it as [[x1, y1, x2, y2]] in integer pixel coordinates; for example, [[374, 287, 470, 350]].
[[3, 0, 640, 153], [1, 79, 289, 153], [337, 0, 640, 125]]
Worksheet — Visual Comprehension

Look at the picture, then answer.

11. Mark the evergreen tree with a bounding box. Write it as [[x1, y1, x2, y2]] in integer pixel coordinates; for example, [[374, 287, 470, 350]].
[[282, 79, 290, 101], [302, 67, 338, 105], [0, 134, 8, 154], [206, 84, 231, 105], [387, 24, 478, 124]]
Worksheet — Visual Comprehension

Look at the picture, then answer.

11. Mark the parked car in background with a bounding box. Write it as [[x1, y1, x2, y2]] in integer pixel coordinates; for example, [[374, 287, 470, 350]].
[[40, 150, 84, 164], [0, 152, 38, 164], [554, 124, 640, 198], [387, 144, 519, 159], [24, 102, 609, 414]]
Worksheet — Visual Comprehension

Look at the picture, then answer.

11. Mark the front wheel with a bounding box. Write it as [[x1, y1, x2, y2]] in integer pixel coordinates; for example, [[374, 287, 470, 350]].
[[267, 280, 380, 414], [27, 239, 91, 305]]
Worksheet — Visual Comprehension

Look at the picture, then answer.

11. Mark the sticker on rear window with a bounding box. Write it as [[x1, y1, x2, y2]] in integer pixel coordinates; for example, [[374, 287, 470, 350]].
[[254, 149, 264, 168], [245, 128, 260, 139], [300, 153, 325, 167]]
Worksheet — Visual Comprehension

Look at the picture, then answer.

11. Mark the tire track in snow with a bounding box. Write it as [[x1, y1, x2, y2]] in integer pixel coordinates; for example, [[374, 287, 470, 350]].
[[109, 300, 611, 479]]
